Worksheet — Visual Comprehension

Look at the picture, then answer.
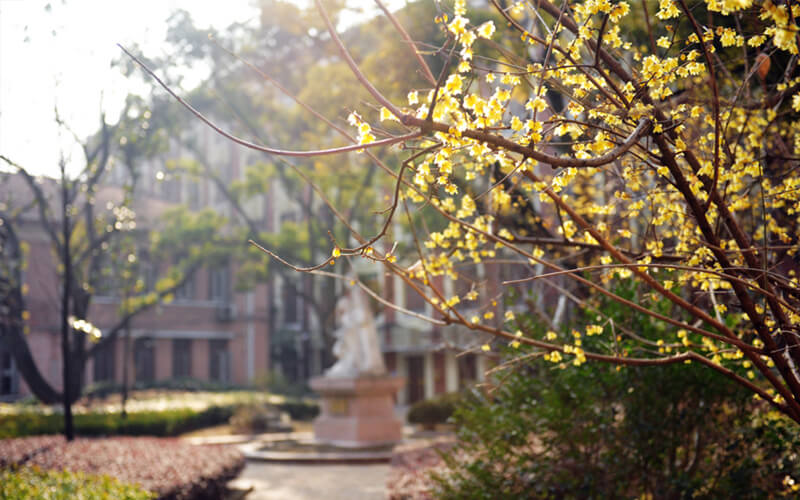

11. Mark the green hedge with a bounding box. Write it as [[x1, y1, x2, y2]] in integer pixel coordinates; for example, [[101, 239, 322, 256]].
[[276, 399, 319, 421], [407, 393, 460, 426], [83, 377, 242, 399], [0, 466, 154, 499], [0, 406, 234, 439]]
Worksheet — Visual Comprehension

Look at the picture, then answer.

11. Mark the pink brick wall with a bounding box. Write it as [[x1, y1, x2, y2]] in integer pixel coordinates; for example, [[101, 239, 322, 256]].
[[191, 339, 209, 380], [154, 339, 171, 380]]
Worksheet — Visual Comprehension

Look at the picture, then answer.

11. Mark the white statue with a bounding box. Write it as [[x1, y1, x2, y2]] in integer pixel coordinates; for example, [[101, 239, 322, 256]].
[[326, 282, 386, 378]]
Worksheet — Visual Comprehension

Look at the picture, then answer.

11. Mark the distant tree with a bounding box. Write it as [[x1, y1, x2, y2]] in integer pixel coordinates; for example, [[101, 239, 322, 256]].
[[119, 3, 447, 377], [0, 104, 225, 439]]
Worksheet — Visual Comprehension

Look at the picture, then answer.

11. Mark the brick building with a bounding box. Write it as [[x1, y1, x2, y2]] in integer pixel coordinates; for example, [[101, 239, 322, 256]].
[[0, 125, 272, 400], [1, 121, 497, 406]]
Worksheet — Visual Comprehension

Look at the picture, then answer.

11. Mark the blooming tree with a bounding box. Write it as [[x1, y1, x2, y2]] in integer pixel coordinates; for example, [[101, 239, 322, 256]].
[[129, 0, 800, 422]]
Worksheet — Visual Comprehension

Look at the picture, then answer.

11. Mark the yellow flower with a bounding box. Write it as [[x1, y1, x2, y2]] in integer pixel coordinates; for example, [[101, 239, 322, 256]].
[[445, 74, 464, 95], [477, 21, 496, 39], [380, 107, 398, 122], [447, 15, 468, 38], [525, 96, 548, 113]]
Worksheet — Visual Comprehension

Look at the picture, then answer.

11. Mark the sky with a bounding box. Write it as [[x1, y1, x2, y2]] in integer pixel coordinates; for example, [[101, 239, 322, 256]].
[[0, 0, 405, 177]]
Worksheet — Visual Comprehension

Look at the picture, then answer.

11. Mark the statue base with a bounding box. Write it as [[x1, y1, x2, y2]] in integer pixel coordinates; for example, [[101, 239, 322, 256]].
[[310, 375, 405, 448]]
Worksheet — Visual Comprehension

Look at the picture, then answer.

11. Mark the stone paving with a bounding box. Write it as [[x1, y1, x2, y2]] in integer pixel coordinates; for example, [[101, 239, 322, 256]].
[[229, 461, 389, 500]]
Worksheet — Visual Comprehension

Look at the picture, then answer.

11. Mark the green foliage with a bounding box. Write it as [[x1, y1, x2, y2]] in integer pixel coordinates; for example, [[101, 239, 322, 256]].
[[228, 404, 290, 434], [407, 393, 460, 427], [83, 377, 241, 399], [276, 399, 320, 421], [432, 282, 800, 498], [151, 206, 228, 263], [0, 406, 234, 439], [434, 352, 800, 498], [252, 371, 311, 398], [0, 466, 154, 500]]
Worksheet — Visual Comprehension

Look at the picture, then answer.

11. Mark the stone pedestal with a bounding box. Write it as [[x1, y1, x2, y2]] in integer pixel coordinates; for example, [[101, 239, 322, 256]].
[[310, 375, 405, 448]]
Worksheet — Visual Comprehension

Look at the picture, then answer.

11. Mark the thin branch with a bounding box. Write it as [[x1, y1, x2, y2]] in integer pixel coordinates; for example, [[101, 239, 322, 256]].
[[373, 0, 437, 85], [118, 44, 420, 157]]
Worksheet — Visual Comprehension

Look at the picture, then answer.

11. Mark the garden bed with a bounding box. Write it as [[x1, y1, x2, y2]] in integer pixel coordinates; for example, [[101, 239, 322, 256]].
[[386, 437, 455, 500], [0, 436, 244, 499], [0, 466, 154, 499]]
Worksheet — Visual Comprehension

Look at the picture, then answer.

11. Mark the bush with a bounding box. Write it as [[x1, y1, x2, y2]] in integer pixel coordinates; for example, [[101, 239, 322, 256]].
[[407, 393, 460, 428], [228, 404, 291, 434], [275, 399, 319, 421], [253, 371, 311, 398], [83, 378, 241, 399], [0, 466, 154, 499], [0, 406, 235, 439], [433, 359, 800, 498], [0, 436, 245, 500], [429, 283, 800, 498]]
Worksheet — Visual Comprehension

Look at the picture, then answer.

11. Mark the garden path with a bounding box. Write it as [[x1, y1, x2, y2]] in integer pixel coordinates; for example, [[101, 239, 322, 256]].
[[229, 461, 389, 499]]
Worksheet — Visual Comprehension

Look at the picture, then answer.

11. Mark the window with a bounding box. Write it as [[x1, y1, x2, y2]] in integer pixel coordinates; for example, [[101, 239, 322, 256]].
[[161, 177, 181, 202], [458, 353, 477, 387], [406, 285, 426, 312], [172, 339, 192, 378], [94, 253, 118, 297], [209, 266, 230, 303], [92, 340, 115, 382], [134, 338, 155, 382], [406, 355, 425, 404], [187, 181, 200, 210], [209, 340, 229, 383], [140, 260, 156, 293], [175, 271, 195, 301]]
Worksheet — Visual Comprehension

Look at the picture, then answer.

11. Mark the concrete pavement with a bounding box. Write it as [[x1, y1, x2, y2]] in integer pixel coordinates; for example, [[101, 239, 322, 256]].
[[228, 461, 389, 500]]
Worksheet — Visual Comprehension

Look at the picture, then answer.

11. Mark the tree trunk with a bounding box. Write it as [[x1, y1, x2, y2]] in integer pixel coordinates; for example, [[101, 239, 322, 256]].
[[60, 179, 75, 442], [121, 317, 131, 419], [0, 217, 62, 404], [1, 324, 61, 404]]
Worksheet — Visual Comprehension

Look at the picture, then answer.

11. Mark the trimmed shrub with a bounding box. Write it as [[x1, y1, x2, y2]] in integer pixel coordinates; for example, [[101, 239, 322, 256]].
[[275, 399, 320, 421], [407, 393, 460, 428], [83, 378, 242, 399], [228, 404, 291, 434], [0, 406, 235, 439], [0, 466, 154, 499]]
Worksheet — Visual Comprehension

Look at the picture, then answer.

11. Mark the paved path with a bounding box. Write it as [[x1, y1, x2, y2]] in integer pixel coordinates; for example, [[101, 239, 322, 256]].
[[229, 461, 389, 500]]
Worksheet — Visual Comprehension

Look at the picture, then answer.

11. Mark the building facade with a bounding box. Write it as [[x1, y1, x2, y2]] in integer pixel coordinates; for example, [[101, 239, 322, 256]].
[[0, 120, 499, 406]]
